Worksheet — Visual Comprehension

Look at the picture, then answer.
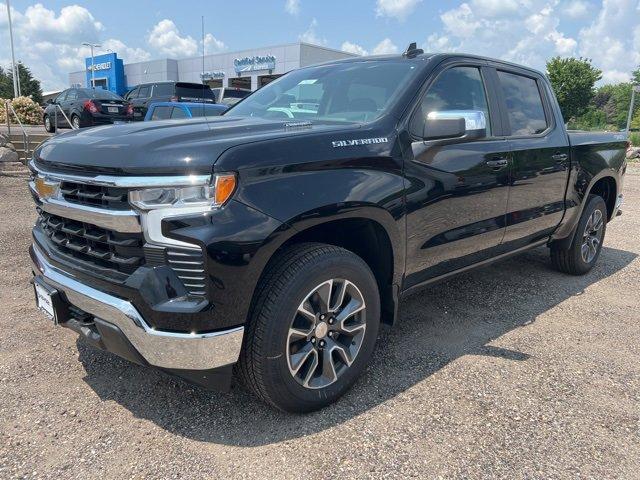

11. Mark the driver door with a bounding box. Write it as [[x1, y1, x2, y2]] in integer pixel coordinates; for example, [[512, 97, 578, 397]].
[[403, 63, 512, 288]]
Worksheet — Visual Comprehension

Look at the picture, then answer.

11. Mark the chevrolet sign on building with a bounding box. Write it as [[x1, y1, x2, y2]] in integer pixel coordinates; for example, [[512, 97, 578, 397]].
[[69, 42, 357, 95]]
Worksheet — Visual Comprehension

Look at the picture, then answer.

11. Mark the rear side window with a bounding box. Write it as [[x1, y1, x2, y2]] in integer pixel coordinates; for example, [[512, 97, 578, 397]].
[[175, 85, 215, 100], [153, 83, 174, 97], [411, 66, 491, 137], [189, 105, 223, 117], [170, 107, 188, 119], [66, 90, 78, 101], [150, 106, 172, 120], [497, 71, 548, 136]]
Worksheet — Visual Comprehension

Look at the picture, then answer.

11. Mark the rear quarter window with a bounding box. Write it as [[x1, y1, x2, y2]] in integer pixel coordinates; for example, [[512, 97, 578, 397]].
[[153, 83, 174, 97], [497, 71, 548, 136]]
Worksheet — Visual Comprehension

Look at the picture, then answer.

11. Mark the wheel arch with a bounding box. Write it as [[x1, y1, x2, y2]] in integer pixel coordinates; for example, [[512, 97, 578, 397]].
[[257, 206, 404, 326]]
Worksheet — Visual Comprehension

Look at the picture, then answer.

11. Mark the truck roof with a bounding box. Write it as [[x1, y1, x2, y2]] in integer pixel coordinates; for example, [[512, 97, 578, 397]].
[[312, 52, 546, 79]]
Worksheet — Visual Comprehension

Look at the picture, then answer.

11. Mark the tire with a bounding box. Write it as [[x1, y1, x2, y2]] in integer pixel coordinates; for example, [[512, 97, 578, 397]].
[[44, 115, 55, 133], [551, 194, 607, 275], [71, 114, 81, 130], [237, 243, 380, 413]]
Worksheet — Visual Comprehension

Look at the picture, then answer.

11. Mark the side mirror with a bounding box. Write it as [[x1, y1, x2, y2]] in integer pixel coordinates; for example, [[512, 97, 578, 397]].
[[46, 99, 54, 105], [423, 110, 487, 142]]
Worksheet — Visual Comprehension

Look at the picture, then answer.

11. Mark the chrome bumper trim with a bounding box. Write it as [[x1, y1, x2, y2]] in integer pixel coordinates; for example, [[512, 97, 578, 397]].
[[31, 244, 244, 371], [30, 181, 142, 233], [29, 160, 211, 188]]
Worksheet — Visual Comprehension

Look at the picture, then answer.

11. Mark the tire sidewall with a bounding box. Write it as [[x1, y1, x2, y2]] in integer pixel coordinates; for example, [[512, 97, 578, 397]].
[[71, 115, 81, 129], [44, 115, 54, 133], [571, 195, 607, 273], [260, 252, 380, 411]]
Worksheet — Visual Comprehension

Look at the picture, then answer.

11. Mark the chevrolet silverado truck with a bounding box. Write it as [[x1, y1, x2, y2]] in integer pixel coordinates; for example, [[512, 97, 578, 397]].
[[29, 46, 627, 413]]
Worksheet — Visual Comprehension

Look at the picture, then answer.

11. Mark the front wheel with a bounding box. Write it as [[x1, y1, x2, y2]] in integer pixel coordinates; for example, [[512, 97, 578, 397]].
[[237, 243, 380, 413], [551, 194, 607, 275]]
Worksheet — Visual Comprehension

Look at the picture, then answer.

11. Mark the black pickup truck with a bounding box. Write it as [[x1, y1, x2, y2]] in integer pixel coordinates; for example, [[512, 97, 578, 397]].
[[29, 46, 627, 412]]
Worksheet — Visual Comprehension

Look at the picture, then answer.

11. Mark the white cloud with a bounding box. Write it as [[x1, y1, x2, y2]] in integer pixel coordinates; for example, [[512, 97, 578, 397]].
[[102, 39, 151, 64], [470, 0, 519, 17], [423, 0, 638, 85], [562, 0, 590, 18], [202, 33, 226, 54], [578, 0, 640, 83], [441, 3, 481, 38], [0, 3, 147, 91], [375, 0, 422, 21], [299, 18, 326, 45], [285, 0, 300, 15], [147, 19, 198, 58], [372, 38, 399, 55], [341, 41, 368, 56]]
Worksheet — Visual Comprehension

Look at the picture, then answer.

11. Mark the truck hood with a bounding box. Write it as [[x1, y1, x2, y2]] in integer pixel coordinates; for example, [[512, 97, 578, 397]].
[[34, 117, 350, 175]]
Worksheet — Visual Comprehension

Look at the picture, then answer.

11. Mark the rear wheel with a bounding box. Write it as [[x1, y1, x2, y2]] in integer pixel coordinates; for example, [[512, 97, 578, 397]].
[[237, 243, 380, 413], [551, 194, 607, 275], [71, 114, 81, 130], [43, 115, 55, 133]]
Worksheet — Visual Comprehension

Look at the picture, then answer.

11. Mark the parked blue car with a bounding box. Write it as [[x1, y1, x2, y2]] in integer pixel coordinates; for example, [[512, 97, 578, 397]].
[[144, 102, 228, 121]]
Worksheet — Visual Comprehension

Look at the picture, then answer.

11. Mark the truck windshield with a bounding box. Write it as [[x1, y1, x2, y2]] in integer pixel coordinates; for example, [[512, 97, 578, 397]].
[[226, 61, 418, 123]]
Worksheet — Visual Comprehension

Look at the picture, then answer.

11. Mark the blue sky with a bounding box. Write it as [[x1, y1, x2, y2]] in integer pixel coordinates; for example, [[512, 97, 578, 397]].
[[1, 0, 639, 91]]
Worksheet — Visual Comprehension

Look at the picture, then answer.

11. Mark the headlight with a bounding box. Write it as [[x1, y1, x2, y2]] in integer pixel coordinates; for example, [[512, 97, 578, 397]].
[[129, 173, 236, 210]]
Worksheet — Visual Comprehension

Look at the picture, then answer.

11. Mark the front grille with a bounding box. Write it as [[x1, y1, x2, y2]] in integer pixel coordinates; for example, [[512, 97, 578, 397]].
[[38, 209, 144, 275], [60, 181, 130, 210]]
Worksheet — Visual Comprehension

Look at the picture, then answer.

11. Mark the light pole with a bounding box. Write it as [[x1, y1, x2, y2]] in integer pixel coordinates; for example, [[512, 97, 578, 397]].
[[626, 85, 639, 135], [5, 0, 19, 98], [82, 42, 101, 89]]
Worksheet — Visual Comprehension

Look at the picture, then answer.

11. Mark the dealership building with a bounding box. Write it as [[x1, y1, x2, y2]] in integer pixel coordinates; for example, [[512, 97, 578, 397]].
[[68, 42, 357, 96]]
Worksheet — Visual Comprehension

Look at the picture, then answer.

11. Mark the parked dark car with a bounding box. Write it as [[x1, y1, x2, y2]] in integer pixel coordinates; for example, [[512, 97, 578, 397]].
[[124, 81, 216, 120], [212, 87, 251, 106], [144, 102, 228, 121], [29, 46, 628, 413], [43, 88, 132, 132]]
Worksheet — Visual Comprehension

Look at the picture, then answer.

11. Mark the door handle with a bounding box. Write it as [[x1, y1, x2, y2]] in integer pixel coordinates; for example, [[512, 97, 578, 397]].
[[486, 158, 509, 169], [552, 153, 568, 162]]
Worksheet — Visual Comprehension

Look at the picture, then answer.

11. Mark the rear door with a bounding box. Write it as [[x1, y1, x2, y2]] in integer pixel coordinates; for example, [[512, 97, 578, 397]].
[[61, 89, 77, 121], [53, 90, 68, 126], [404, 61, 512, 287], [494, 67, 571, 246], [132, 85, 151, 118]]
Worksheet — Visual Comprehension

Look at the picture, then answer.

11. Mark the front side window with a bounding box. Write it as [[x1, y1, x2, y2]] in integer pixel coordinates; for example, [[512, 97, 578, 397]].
[[170, 107, 188, 119], [138, 85, 151, 98], [411, 66, 491, 137], [497, 71, 548, 136], [150, 106, 172, 120], [226, 61, 418, 123]]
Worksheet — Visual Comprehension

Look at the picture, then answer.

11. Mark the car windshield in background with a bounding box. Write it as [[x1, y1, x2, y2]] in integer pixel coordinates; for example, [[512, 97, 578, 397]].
[[225, 61, 418, 123], [176, 84, 215, 100], [85, 89, 122, 100]]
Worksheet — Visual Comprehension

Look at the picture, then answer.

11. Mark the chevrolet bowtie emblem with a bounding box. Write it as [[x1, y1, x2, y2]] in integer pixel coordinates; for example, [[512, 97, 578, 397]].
[[34, 176, 60, 200]]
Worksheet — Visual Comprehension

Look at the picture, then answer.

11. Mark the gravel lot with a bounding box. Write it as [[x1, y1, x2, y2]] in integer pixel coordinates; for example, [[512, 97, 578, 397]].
[[1, 166, 639, 479]]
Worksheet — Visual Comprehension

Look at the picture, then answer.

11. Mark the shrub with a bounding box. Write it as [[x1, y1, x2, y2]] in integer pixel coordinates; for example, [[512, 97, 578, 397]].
[[630, 131, 640, 147], [0, 96, 44, 125]]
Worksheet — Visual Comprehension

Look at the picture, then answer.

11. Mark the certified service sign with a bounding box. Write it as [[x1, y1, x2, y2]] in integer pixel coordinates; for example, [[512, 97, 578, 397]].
[[234, 55, 276, 73]]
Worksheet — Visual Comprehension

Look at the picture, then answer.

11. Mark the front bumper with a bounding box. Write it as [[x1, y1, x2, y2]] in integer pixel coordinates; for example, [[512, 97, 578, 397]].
[[31, 243, 244, 373]]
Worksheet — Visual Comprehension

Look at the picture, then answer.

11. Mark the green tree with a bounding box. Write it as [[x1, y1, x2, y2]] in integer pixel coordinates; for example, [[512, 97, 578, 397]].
[[0, 63, 43, 103], [632, 66, 640, 85], [0, 67, 13, 99], [546, 56, 602, 121]]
